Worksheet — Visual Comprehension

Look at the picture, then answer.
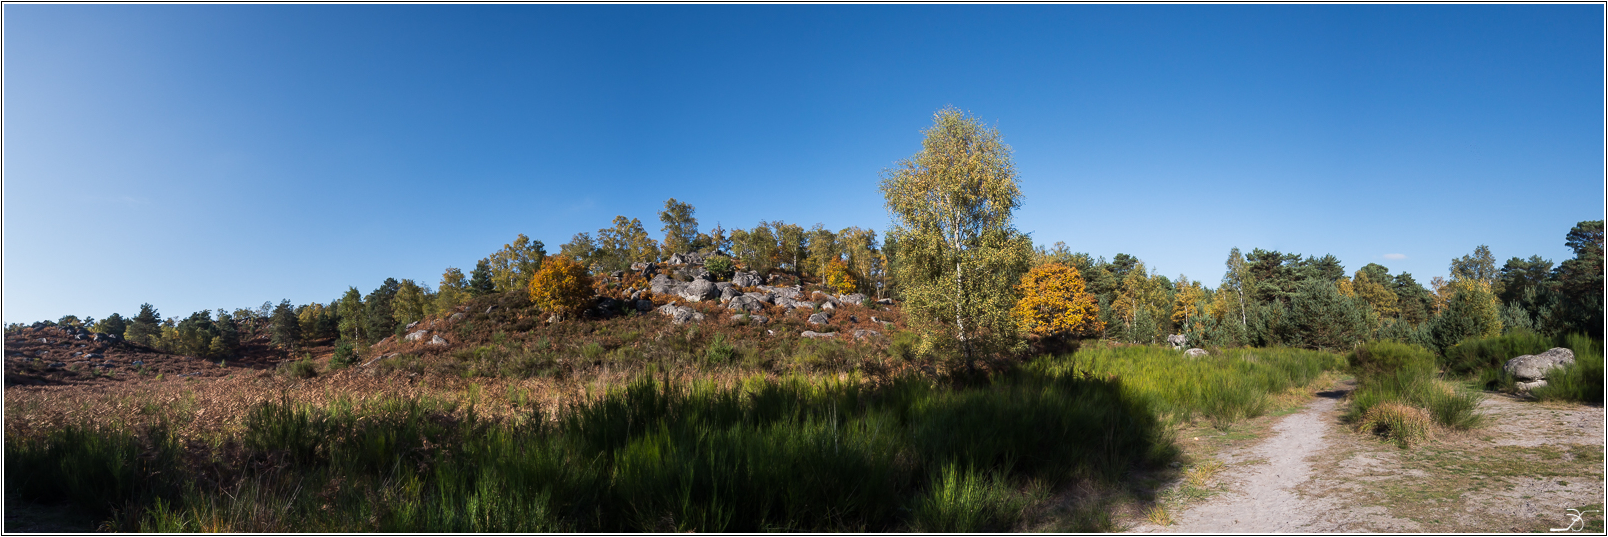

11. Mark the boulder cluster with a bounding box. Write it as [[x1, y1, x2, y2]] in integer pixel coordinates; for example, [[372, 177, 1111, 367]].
[[599, 254, 892, 339], [1503, 347, 1575, 392]]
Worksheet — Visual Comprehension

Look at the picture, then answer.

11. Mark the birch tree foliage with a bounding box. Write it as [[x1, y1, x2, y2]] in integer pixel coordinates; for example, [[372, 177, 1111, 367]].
[[880, 107, 1033, 362]]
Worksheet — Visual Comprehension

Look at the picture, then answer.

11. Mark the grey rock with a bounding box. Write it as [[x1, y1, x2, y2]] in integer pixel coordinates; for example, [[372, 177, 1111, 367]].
[[39, 338, 48, 344], [840, 293, 867, 306], [727, 295, 766, 312], [657, 304, 705, 324], [851, 329, 882, 340], [744, 291, 774, 303], [877, 298, 894, 305], [669, 253, 687, 265], [731, 271, 763, 288], [406, 321, 419, 330], [1504, 348, 1576, 380], [48, 362, 65, 369], [84, 353, 103, 359], [449, 312, 466, 322], [597, 297, 620, 311], [719, 286, 742, 302], [1167, 334, 1187, 350], [770, 286, 802, 299], [485, 306, 497, 314], [849, 315, 858, 323], [651, 274, 685, 295], [631, 262, 652, 272], [807, 312, 831, 326], [1184, 348, 1210, 358], [610, 270, 625, 279], [629, 289, 643, 301], [636, 299, 655, 312], [680, 279, 719, 302], [74, 334, 85, 340], [405, 330, 430, 342], [820, 301, 836, 311], [715, 281, 734, 291], [730, 314, 769, 325], [1515, 379, 1549, 392], [428, 335, 448, 346], [801, 331, 836, 339]]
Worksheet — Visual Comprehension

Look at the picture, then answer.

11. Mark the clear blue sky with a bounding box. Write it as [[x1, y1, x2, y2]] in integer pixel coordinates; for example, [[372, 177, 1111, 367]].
[[5, 4, 1603, 324]]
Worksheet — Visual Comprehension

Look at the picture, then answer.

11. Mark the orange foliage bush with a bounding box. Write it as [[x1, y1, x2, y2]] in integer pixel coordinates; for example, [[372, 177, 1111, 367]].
[[1013, 262, 1103, 338], [529, 256, 595, 317]]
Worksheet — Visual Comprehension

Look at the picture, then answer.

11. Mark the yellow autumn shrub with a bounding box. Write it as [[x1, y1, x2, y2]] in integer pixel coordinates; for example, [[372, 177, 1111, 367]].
[[1013, 262, 1103, 339], [822, 258, 857, 295], [529, 256, 595, 317]]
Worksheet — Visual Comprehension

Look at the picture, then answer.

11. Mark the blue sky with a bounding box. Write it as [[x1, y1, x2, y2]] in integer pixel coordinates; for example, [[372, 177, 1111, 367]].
[[5, 4, 1602, 324]]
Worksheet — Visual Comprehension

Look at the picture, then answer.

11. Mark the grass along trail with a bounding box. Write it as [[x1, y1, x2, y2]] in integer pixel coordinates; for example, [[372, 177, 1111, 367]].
[[1136, 390, 1351, 533]]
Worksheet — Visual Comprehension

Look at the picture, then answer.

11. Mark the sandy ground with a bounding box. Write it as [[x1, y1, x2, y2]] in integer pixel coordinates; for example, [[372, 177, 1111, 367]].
[[1135, 386, 1605, 533]]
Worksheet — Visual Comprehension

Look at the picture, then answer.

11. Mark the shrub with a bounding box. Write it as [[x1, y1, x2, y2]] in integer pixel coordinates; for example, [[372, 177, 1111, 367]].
[[704, 256, 734, 280], [529, 256, 595, 318], [331, 341, 359, 368], [282, 357, 319, 379], [702, 333, 736, 365]]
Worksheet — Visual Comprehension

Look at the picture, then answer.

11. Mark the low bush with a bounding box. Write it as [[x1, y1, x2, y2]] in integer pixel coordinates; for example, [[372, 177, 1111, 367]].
[[330, 341, 358, 368], [1354, 402, 1432, 449]]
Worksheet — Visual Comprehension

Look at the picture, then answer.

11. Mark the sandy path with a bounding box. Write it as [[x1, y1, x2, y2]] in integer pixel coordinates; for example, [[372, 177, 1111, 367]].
[[1136, 394, 1347, 533]]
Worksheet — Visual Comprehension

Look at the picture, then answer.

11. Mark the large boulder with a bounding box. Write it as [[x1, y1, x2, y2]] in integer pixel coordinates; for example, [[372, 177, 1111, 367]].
[[405, 330, 430, 342], [744, 291, 774, 303], [635, 299, 655, 312], [719, 286, 742, 302], [731, 271, 763, 288], [727, 295, 766, 312], [650, 274, 684, 295], [428, 335, 448, 346], [668, 253, 688, 265], [769, 286, 802, 300], [807, 312, 831, 326], [1184, 348, 1210, 358], [679, 279, 719, 302], [840, 293, 867, 306], [1504, 348, 1576, 381], [656, 304, 705, 325]]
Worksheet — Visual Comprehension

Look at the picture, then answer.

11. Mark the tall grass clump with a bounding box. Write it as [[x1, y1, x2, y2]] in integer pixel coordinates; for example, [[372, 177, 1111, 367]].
[[1531, 334, 1604, 404], [4, 423, 185, 529], [1346, 341, 1483, 447], [1032, 345, 1343, 429]]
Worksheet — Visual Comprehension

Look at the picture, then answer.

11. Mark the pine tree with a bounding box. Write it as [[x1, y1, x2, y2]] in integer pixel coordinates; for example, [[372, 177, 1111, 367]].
[[126, 303, 162, 347], [469, 259, 495, 296], [270, 299, 301, 351]]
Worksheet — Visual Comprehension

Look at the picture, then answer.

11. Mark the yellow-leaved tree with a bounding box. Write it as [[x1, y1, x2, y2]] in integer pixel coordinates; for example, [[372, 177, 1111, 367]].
[[529, 256, 595, 318], [822, 258, 857, 295], [1013, 262, 1103, 340]]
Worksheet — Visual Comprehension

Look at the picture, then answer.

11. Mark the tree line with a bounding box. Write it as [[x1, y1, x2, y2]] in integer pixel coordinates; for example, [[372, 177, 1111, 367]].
[[13, 107, 1601, 361]]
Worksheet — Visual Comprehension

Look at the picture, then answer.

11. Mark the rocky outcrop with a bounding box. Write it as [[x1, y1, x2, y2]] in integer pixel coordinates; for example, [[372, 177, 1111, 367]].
[[1167, 334, 1187, 350], [1505, 348, 1576, 391]]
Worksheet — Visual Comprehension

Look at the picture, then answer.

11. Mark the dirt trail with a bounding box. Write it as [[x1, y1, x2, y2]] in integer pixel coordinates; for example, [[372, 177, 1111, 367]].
[[1135, 393, 1356, 533]]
